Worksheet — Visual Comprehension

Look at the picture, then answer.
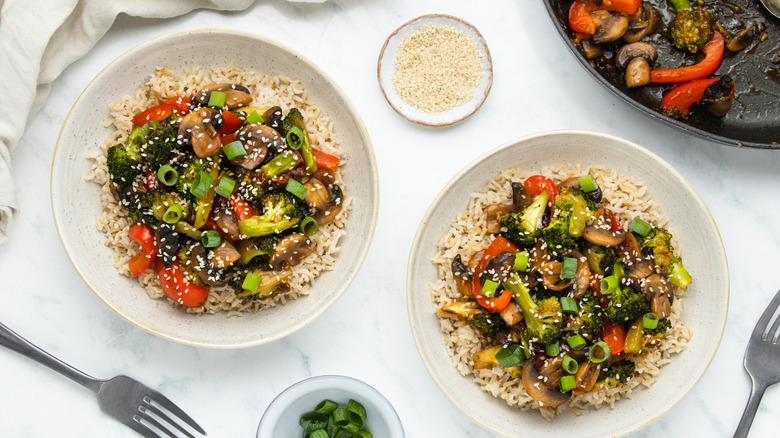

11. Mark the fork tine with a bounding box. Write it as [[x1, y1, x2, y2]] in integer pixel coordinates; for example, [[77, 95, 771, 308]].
[[754, 288, 780, 338], [129, 414, 164, 438], [136, 409, 179, 438], [144, 393, 207, 435], [140, 404, 198, 438]]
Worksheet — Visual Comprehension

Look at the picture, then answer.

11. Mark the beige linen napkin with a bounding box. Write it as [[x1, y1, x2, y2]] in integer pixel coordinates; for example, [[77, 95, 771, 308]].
[[0, 0, 322, 245]]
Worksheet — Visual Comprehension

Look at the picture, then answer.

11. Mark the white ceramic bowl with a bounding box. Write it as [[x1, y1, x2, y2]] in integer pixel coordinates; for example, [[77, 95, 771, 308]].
[[407, 130, 728, 437], [52, 30, 378, 348], [257, 375, 405, 437], [377, 14, 493, 127]]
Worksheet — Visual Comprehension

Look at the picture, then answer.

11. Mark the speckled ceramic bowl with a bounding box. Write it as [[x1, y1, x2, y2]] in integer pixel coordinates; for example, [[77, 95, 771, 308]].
[[52, 29, 378, 348], [407, 130, 728, 437], [257, 375, 404, 437]]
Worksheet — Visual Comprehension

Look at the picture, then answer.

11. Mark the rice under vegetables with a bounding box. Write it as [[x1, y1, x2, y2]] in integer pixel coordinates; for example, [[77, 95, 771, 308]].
[[429, 164, 692, 421], [87, 65, 350, 316]]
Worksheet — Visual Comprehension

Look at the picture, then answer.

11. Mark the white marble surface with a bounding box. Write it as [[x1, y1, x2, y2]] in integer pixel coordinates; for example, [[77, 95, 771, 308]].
[[1, 0, 779, 436]]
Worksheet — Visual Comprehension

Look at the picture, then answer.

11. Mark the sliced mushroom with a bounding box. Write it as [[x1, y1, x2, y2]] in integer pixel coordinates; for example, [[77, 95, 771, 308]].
[[468, 250, 485, 271], [511, 182, 532, 212], [617, 233, 654, 279], [269, 234, 313, 270], [541, 261, 575, 291], [208, 240, 241, 269], [193, 84, 252, 110], [262, 106, 284, 133], [521, 358, 571, 407], [496, 326, 523, 345], [451, 255, 474, 298], [310, 182, 343, 226], [643, 273, 672, 318], [616, 42, 658, 88], [178, 107, 224, 158], [540, 356, 567, 389], [563, 251, 591, 299], [155, 222, 179, 268], [437, 301, 480, 319], [213, 208, 240, 241], [579, 39, 604, 59], [583, 208, 626, 247], [529, 239, 551, 273], [486, 204, 513, 233], [623, 3, 660, 43], [574, 360, 601, 392], [591, 11, 630, 44], [190, 243, 225, 287], [727, 27, 754, 52], [499, 301, 524, 326], [701, 76, 735, 117], [232, 124, 284, 170], [481, 251, 517, 285]]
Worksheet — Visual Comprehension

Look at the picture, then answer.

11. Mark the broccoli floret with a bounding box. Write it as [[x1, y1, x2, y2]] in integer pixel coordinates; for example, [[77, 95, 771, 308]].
[[669, 0, 715, 53], [582, 243, 618, 275], [466, 311, 509, 339], [540, 187, 592, 256], [501, 191, 550, 247], [260, 150, 302, 179], [237, 236, 278, 265], [227, 263, 292, 298], [233, 168, 265, 201], [540, 216, 578, 256], [122, 191, 157, 225], [281, 108, 316, 172], [637, 227, 692, 290], [644, 318, 672, 336], [605, 286, 650, 324], [237, 191, 304, 237], [140, 116, 180, 169], [603, 359, 636, 384], [107, 122, 163, 187], [503, 272, 562, 345], [148, 190, 192, 222], [175, 155, 217, 198], [566, 293, 603, 339]]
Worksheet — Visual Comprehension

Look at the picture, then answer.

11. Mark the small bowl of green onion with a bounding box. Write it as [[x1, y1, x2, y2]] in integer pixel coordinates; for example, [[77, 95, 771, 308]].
[[257, 375, 404, 438]]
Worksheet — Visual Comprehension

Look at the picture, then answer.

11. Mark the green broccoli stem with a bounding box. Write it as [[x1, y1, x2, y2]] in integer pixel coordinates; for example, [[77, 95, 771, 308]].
[[668, 261, 692, 290], [261, 150, 302, 179], [503, 273, 540, 332], [670, 0, 692, 12]]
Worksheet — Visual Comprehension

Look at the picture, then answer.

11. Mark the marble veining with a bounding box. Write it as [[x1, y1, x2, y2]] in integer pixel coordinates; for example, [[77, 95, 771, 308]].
[[1, 0, 779, 437]]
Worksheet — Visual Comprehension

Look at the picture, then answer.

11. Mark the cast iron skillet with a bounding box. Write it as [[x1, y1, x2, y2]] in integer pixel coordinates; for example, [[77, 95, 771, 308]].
[[544, 0, 780, 148]]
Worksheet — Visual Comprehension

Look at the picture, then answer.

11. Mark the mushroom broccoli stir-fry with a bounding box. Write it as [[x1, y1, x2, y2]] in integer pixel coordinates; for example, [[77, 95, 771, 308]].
[[438, 174, 691, 407], [567, 0, 763, 120], [107, 83, 344, 308]]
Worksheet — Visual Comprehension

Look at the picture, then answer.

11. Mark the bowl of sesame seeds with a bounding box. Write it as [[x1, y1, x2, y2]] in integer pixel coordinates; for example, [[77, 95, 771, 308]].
[[377, 14, 493, 127]]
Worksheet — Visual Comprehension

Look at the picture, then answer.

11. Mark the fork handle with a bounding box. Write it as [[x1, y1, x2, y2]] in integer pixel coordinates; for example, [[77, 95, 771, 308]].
[[0, 322, 102, 392], [734, 378, 768, 438]]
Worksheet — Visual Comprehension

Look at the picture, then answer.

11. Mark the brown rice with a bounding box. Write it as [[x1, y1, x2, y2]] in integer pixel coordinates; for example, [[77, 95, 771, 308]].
[[86, 64, 350, 316], [430, 164, 692, 421]]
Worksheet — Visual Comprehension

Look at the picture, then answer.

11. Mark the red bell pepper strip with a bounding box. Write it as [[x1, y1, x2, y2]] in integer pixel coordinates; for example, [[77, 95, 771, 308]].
[[651, 31, 724, 84], [660, 77, 733, 118], [127, 223, 157, 276], [156, 259, 209, 308], [217, 110, 243, 135], [229, 193, 258, 221], [600, 320, 626, 355], [471, 236, 520, 313], [144, 170, 159, 192], [568, 0, 641, 34], [610, 211, 622, 231], [220, 133, 237, 146], [131, 96, 191, 126], [311, 148, 340, 171], [524, 175, 560, 205], [600, 0, 642, 14]]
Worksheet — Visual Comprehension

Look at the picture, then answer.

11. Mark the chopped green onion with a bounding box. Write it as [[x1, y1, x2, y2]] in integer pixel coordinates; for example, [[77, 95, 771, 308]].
[[216, 176, 236, 198], [315, 399, 338, 415], [629, 217, 652, 236], [286, 178, 308, 200], [245, 110, 263, 124], [242, 272, 260, 292], [589, 341, 611, 363], [286, 126, 305, 150], [222, 140, 247, 160], [208, 91, 226, 108], [299, 411, 328, 432], [601, 275, 619, 294], [513, 250, 529, 272], [162, 204, 182, 224], [495, 344, 524, 368], [342, 421, 361, 434], [300, 217, 319, 237], [560, 375, 576, 392], [546, 341, 560, 357], [612, 261, 625, 279], [481, 279, 499, 298], [566, 334, 586, 350], [157, 165, 178, 186], [561, 257, 577, 279], [190, 171, 212, 198], [578, 174, 599, 193], [309, 430, 328, 438], [353, 431, 373, 438], [562, 355, 579, 374], [348, 400, 366, 426], [643, 312, 660, 329], [201, 230, 221, 248], [333, 407, 349, 426], [560, 296, 578, 313]]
